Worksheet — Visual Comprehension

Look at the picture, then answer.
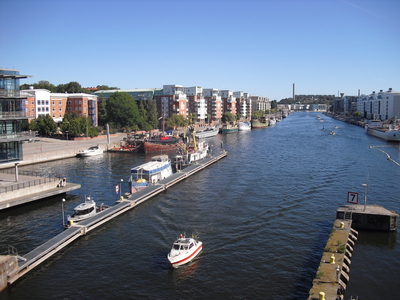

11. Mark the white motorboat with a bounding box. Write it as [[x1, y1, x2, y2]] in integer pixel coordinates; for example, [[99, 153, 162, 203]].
[[269, 118, 276, 126], [66, 196, 109, 225], [76, 145, 103, 157], [195, 126, 219, 138], [238, 122, 251, 131], [330, 131, 336, 135], [167, 234, 202, 268], [129, 155, 173, 194]]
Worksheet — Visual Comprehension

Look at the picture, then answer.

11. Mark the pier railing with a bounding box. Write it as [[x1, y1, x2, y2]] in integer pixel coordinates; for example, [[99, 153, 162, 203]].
[[0, 169, 63, 194]]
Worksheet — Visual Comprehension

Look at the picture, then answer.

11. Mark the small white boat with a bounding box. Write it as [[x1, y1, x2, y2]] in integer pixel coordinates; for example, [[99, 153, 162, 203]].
[[269, 118, 276, 126], [76, 145, 103, 157], [66, 196, 109, 225], [238, 122, 251, 131], [195, 126, 219, 138], [334, 125, 339, 129], [129, 155, 173, 194], [330, 131, 336, 135], [167, 234, 202, 268]]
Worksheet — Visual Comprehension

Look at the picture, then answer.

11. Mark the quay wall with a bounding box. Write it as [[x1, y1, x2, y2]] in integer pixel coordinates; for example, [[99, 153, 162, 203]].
[[308, 220, 358, 300], [0, 256, 18, 293], [0, 181, 60, 203]]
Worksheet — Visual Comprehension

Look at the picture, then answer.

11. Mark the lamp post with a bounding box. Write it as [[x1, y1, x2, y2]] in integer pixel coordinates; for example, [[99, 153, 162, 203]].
[[14, 163, 19, 182], [66, 131, 69, 142], [62, 198, 66, 227], [362, 174, 369, 212], [120, 179, 123, 200]]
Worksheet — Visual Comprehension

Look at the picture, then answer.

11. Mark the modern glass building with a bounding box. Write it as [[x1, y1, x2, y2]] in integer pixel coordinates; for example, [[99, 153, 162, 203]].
[[0, 68, 33, 164]]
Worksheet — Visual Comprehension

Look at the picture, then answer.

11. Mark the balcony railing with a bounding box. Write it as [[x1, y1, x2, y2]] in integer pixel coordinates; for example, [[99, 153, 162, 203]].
[[0, 131, 37, 140], [0, 90, 28, 98], [0, 111, 28, 119]]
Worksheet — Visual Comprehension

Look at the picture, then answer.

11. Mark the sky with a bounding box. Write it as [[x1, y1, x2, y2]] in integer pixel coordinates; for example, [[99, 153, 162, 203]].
[[1, 0, 400, 100]]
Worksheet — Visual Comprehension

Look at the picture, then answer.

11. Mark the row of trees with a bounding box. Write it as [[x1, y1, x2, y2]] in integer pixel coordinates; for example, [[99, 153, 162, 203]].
[[20, 80, 118, 94], [26, 112, 100, 138]]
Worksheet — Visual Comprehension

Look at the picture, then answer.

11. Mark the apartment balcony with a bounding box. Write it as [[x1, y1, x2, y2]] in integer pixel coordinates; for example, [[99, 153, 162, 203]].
[[0, 111, 28, 120], [0, 90, 28, 99], [0, 131, 38, 143]]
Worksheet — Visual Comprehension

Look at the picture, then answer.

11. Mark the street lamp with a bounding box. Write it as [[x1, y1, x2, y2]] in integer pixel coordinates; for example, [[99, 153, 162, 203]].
[[120, 179, 123, 200], [62, 198, 66, 227], [14, 163, 19, 182], [362, 174, 369, 212], [66, 131, 69, 141]]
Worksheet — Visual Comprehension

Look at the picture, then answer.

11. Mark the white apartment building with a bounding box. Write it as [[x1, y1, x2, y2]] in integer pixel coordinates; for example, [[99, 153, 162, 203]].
[[357, 88, 400, 120]]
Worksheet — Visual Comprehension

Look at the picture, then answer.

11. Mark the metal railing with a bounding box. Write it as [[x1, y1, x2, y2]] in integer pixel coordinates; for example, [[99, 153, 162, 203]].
[[0, 169, 63, 194]]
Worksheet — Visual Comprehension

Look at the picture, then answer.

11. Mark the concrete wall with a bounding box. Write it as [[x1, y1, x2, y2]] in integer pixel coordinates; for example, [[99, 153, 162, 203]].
[[0, 181, 59, 202], [0, 256, 18, 293]]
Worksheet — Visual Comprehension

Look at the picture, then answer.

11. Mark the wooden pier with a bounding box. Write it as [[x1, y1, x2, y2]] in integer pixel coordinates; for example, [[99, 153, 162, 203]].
[[3, 150, 227, 288]]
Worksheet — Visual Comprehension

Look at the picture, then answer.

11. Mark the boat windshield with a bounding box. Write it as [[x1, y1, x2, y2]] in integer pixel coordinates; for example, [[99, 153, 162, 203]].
[[75, 206, 94, 215], [173, 244, 180, 250]]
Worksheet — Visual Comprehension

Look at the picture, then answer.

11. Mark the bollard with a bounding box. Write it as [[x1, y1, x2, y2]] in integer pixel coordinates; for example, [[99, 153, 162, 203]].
[[330, 254, 335, 264], [340, 222, 344, 229], [319, 291, 325, 300]]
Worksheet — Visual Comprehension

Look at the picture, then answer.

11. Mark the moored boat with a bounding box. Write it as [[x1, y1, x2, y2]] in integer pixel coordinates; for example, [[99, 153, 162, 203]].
[[173, 139, 209, 171], [143, 136, 182, 153], [76, 145, 103, 157], [251, 118, 268, 128], [365, 119, 400, 142], [167, 234, 203, 268], [66, 196, 109, 226], [220, 122, 238, 133], [195, 126, 219, 138], [238, 122, 251, 131], [129, 154, 173, 194]]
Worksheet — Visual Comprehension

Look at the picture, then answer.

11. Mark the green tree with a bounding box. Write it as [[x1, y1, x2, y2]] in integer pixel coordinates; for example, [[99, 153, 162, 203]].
[[252, 110, 264, 119], [66, 81, 83, 93], [221, 112, 236, 123], [56, 83, 68, 93], [29, 115, 57, 136], [20, 80, 57, 92], [96, 85, 119, 90], [106, 92, 140, 129], [166, 114, 187, 129]]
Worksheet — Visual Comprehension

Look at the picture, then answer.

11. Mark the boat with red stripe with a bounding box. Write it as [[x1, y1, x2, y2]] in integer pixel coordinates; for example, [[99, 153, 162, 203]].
[[167, 234, 202, 268]]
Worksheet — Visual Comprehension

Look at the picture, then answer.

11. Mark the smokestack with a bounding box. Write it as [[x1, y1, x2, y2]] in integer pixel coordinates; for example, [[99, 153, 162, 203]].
[[358, 89, 360, 96], [293, 83, 295, 101]]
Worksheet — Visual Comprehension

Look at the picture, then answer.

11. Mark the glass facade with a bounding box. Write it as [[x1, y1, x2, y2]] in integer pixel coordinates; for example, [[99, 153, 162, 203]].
[[0, 68, 30, 164]]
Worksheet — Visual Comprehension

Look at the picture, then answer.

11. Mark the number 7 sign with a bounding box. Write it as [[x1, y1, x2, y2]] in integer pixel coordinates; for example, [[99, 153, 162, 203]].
[[347, 192, 358, 204]]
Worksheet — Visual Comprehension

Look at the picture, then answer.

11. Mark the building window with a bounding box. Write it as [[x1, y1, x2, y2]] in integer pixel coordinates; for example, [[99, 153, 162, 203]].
[[37, 100, 40, 105], [52, 108, 55, 112], [52, 101, 55, 105], [59, 101, 62, 105], [59, 108, 62, 112]]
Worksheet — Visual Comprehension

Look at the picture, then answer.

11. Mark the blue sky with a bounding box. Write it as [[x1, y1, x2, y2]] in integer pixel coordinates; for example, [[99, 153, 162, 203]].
[[1, 0, 399, 100]]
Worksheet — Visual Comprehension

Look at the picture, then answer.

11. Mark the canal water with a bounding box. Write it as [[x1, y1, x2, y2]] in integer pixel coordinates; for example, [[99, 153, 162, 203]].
[[1, 112, 399, 299]]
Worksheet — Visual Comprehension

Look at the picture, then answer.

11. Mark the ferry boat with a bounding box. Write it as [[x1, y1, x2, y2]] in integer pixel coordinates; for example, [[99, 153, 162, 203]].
[[238, 122, 251, 131], [365, 119, 400, 142], [129, 155, 173, 193], [167, 234, 203, 268], [66, 196, 109, 225], [76, 145, 103, 157]]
